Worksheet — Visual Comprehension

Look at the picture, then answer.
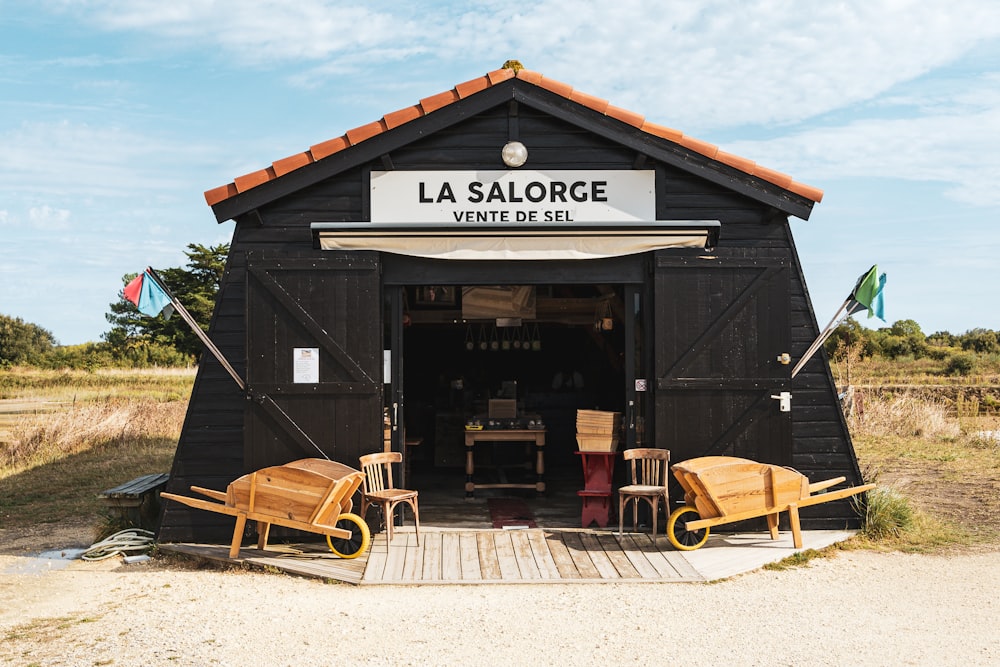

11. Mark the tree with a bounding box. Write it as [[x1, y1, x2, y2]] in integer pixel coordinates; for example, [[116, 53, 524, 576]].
[[824, 318, 883, 359], [887, 319, 923, 338], [874, 319, 929, 359], [959, 328, 1000, 354], [0, 314, 56, 366], [824, 318, 866, 358], [104, 243, 229, 361], [926, 330, 956, 348]]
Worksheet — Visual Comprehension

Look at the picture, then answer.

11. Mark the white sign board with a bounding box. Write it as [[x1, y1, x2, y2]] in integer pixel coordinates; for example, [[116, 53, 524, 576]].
[[293, 347, 319, 384], [371, 170, 654, 224]]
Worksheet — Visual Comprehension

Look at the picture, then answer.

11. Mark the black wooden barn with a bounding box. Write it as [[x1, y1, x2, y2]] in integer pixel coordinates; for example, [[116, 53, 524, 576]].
[[158, 64, 863, 543]]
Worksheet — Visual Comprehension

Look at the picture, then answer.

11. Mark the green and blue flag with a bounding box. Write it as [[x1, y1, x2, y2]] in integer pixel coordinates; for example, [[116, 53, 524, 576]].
[[791, 263, 887, 378], [847, 265, 887, 321]]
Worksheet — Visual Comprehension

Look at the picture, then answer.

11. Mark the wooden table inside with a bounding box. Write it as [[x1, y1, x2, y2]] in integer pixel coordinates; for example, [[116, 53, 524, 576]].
[[464, 429, 546, 497]]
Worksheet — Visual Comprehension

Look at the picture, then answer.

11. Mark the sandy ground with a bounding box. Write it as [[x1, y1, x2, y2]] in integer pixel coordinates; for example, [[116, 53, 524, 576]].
[[2, 533, 998, 666]]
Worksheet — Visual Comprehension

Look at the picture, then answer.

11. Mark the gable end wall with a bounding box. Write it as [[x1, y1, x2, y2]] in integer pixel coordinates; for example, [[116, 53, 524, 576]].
[[160, 104, 857, 541]]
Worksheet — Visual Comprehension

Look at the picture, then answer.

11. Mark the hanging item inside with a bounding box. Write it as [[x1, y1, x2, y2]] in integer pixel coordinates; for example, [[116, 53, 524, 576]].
[[478, 324, 489, 351], [531, 324, 542, 351], [595, 300, 614, 331], [465, 325, 475, 351]]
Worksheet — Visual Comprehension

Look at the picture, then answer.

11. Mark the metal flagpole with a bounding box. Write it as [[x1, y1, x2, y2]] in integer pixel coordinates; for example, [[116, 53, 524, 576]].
[[143, 268, 330, 460], [791, 296, 852, 379], [144, 267, 244, 390], [791, 265, 884, 379]]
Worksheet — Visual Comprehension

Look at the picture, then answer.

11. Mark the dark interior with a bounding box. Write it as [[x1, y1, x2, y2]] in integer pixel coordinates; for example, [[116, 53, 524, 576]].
[[400, 283, 629, 505]]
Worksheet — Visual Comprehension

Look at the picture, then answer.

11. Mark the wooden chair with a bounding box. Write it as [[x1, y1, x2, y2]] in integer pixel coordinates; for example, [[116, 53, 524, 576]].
[[618, 448, 670, 537], [359, 451, 420, 545]]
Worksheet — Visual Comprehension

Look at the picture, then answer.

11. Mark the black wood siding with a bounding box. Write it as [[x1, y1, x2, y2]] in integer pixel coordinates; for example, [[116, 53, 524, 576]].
[[160, 100, 859, 541], [653, 251, 792, 465], [244, 252, 382, 469]]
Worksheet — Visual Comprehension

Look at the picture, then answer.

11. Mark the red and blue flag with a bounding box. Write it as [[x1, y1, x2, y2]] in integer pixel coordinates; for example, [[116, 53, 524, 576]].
[[123, 269, 174, 318]]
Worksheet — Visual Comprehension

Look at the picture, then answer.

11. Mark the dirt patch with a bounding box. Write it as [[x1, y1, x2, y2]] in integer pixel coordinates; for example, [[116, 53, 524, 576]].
[[857, 446, 1000, 542], [0, 518, 96, 556]]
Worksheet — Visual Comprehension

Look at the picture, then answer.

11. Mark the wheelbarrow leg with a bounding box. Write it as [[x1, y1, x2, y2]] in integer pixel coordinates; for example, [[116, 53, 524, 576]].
[[766, 512, 780, 540], [257, 520, 271, 550], [788, 504, 803, 548], [230, 512, 248, 558]]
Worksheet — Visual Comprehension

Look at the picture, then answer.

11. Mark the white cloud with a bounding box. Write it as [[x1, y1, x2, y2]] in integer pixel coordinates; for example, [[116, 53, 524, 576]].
[[28, 205, 72, 230], [0, 120, 215, 198], [0, 210, 9, 226], [489, 0, 1000, 131], [58, 0, 420, 65], [724, 100, 1000, 207], [54, 0, 1000, 131], [37, 1, 1000, 209]]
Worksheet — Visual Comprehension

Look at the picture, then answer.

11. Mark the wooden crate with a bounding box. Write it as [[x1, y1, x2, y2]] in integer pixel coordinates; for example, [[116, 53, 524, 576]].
[[576, 435, 620, 452], [576, 410, 621, 435]]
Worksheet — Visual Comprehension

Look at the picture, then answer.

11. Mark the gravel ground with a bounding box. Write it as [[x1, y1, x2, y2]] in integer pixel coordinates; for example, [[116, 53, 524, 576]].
[[1, 547, 998, 666]]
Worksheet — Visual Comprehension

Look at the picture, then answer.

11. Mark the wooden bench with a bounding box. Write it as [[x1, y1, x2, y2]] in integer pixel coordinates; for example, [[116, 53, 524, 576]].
[[98, 473, 170, 529]]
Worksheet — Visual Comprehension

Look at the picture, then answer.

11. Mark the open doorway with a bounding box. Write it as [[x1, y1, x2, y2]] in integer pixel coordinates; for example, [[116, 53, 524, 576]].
[[395, 283, 643, 529]]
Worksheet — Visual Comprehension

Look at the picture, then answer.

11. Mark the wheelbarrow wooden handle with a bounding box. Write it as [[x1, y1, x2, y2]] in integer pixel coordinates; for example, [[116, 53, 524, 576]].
[[808, 476, 846, 494]]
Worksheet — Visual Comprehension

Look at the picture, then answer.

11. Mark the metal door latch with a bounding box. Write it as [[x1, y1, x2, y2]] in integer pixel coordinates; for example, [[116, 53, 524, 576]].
[[770, 391, 792, 412]]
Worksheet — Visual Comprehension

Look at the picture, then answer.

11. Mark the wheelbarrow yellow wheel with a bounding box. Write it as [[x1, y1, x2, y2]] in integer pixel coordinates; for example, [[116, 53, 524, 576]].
[[668, 506, 710, 551], [326, 513, 371, 559]]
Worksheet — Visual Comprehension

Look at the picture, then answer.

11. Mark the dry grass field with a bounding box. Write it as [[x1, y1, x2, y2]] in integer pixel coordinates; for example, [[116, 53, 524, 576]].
[[0, 368, 192, 544], [831, 353, 1000, 549]]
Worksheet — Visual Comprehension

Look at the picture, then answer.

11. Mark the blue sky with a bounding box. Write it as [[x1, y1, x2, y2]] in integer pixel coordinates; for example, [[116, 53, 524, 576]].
[[2, 1, 999, 345]]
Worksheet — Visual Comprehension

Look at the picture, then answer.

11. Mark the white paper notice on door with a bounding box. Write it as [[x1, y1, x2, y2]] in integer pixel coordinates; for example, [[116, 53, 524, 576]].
[[293, 347, 319, 383]]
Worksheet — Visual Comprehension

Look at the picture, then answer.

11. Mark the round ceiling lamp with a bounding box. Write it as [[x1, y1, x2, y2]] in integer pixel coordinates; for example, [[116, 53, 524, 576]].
[[501, 141, 528, 168]]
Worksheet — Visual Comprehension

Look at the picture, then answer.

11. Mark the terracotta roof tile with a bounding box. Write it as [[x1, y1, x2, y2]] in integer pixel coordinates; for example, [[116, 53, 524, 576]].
[[418, 89, 459, 114], [234, 167, 275, 193], [716, 150, 756, 173], [534, 75, 574, 99], [677, 135, 719, 160], [383, 105, 423, 130], [345, 120, 387, 146], [788, 182, 825, 203], [272, 152, 313, 177], [309, 136, 349, 160], [204, 183, 238, 206], [206, 64, 824, 207], [640, 121, 683, 142], [486, 68, 515, 85], [751, 165, 793, 191], [515, 69, 543, 85], [569, 89, 610, 114], [605, 104, 645, 129], [454, 76, 490, 99]]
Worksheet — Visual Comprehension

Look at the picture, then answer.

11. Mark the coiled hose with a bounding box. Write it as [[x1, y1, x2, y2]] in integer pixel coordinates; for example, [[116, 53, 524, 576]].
[[81, 528, 156, 561]]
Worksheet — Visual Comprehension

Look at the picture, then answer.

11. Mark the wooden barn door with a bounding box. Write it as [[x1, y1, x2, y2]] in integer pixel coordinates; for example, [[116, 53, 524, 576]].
[[653, 251, 792, 467], [245, 252, 382, 471]]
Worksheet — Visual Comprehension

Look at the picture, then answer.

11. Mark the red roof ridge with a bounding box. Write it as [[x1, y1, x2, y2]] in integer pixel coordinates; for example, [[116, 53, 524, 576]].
[[204, 67, 823, 207]]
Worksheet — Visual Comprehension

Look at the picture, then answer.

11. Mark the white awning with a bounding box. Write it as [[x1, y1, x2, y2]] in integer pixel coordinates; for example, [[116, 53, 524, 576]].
[[311, 221, 719, 261]]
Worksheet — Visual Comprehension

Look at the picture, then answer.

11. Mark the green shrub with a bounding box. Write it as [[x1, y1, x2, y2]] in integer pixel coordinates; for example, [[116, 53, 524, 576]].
[[945, 352, 976, 376], [854, 487, 915, 539]]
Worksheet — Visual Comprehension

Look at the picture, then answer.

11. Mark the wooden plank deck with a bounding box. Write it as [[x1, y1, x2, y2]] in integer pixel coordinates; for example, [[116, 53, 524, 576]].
[[159, 529, 698, 584], [360, 528, 703, 584], [160, 541, 369, 584], [160, 528, 856, 585]]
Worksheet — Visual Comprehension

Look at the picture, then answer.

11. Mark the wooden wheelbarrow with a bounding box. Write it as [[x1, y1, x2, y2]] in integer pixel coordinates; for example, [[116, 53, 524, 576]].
[[666, 456, 875, 551], [161, 458, 371, 559]]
